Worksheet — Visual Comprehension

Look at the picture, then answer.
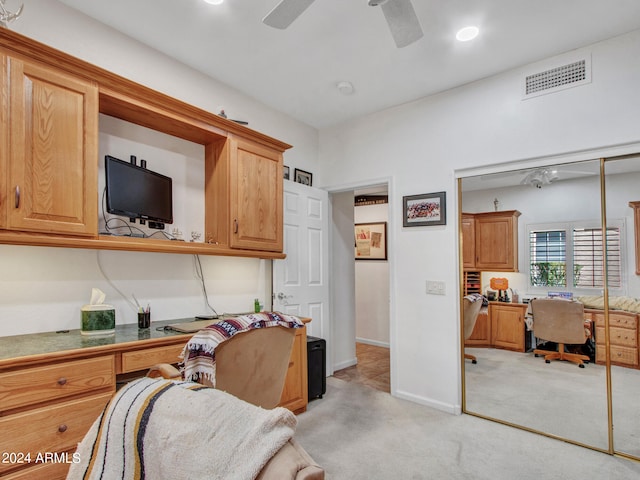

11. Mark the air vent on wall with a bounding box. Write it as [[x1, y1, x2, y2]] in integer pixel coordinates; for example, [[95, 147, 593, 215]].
[[523, 55, 591, 99]]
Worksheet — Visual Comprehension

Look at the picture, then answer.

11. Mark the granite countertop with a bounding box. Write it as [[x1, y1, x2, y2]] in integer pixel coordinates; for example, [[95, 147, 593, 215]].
[[0, 318, 197, 362]]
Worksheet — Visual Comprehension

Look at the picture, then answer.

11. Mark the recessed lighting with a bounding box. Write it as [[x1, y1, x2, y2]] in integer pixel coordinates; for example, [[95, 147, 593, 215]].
[[456, 26, 479, 42], [203, 0, 224, 5]]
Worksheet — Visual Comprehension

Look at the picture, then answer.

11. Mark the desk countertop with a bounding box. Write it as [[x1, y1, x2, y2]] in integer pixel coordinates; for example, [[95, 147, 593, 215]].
[[0, 319, 195, 363]]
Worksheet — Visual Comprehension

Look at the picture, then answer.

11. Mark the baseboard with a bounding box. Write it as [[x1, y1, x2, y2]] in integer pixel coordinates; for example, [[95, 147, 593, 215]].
[[355, 337, 390, 348], [394, 389, 461, 415], [333, 357, 357, 371]]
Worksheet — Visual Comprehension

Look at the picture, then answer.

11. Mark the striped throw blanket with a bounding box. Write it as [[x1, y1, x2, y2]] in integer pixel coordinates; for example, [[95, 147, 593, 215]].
[[180, 312, 304, 384], [67, 377, 297, 480]]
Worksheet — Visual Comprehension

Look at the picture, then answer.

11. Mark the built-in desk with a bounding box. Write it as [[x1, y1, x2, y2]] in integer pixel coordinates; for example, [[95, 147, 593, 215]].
[[0, 317, 309, 479]]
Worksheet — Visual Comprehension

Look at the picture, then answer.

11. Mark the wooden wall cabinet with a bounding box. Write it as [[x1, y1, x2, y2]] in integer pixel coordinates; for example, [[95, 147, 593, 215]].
[[0, 28, 289, 259], [629, 201, 640, 275], [462, 210, 521, 272], [3, 55, 98, 237]]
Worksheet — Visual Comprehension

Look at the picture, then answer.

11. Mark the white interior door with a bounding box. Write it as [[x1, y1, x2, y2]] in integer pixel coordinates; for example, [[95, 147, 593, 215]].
[[273, 181, 331, 372]]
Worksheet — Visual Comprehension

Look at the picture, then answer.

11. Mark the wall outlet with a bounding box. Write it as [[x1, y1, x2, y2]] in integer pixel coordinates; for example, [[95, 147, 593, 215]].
[[426, 280, 446, 295]]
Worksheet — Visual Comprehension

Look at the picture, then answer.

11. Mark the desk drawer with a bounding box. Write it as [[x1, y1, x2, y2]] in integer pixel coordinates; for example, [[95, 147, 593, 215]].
[[596, 345, 638, 366], [595, 326, 638, 348], [593, 311, 637, 328], [121, 344, 184, 373], [0, 356, 115, 411], [0, 392, 112, 475]]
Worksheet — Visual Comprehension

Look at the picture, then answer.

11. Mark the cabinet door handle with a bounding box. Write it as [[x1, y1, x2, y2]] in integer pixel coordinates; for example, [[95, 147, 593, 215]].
[[58, 424, 68, 433], [234, 219, 238, 234], [14, 185, 20, 208]]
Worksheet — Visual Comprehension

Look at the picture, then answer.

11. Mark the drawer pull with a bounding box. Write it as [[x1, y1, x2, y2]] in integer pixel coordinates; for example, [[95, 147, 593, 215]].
[[58, 424, 68, 433], [57, 377, 67, 386]]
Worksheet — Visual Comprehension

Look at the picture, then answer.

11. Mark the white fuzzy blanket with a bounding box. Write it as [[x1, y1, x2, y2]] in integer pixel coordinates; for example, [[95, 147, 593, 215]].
[[67, 377, 297, 480]]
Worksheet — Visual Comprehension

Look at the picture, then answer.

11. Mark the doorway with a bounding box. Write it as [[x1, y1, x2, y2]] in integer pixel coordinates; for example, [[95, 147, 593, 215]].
[[331, 184, 391, 393]]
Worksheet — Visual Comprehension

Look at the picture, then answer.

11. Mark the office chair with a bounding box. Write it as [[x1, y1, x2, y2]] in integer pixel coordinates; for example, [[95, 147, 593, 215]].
[[531, 298, 590, 368], [463, 295, 484, 364], [148, 325, 296, 409]]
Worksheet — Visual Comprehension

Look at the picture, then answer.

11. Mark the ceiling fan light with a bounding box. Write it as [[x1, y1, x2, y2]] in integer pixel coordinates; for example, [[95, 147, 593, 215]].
[[456, 26, 479, 42], [203, 0, 224, 5]]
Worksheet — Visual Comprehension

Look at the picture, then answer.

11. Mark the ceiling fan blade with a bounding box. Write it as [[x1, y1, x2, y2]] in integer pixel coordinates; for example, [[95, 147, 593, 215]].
[[262, 0, 316, 29], [380, 0, 424, 48]]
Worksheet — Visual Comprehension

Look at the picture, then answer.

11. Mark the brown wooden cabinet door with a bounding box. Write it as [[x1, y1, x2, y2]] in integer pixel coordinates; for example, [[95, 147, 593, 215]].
[[7, 57, 98, 236], [279, 326, 308, 413], [490, 303, 526, 352], [465, 310, 490, 347], [474, 211, 520, 271], [461, 213, 476, 269], [229, 137, 283, 251]]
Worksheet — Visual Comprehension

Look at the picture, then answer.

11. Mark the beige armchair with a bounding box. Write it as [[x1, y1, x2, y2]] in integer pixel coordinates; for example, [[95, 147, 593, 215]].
[[148, 326, 324, 479], [463, 295, 483, 364], [531, 298, 590, 368]]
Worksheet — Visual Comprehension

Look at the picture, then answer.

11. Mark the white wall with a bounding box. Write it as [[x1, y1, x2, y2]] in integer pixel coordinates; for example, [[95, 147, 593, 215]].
[[0, 0, 321, 337], [354, 203, 390, 346], [320, 30, 640, 413]]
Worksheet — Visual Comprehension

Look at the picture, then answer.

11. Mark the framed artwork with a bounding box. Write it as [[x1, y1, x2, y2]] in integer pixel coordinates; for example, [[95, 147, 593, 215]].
[[403, 191, 446, 227], [283, 165, 290, 180], [355, 222, 387, 260], [294, 168, 313, 186]]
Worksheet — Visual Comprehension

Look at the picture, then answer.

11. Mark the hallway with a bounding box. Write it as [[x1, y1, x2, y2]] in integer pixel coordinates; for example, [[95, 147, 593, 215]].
[[332, 342, 390, 393]]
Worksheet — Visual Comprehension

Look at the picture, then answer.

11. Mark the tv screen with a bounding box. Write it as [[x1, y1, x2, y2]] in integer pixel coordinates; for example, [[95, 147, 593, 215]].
[[105, 155, 173, 225]]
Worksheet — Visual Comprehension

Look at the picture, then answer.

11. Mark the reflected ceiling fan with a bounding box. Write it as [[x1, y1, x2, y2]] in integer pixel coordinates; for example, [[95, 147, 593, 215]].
[[478, 165, 598, 189], [262, 0, 424, 48]]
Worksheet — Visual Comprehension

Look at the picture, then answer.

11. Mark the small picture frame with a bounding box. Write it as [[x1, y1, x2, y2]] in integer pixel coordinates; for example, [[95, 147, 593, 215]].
[[283, 165, 290, 180], [403, 191, 446, 227], [355, 222, 387, 260], [294, 168, 313, 186]]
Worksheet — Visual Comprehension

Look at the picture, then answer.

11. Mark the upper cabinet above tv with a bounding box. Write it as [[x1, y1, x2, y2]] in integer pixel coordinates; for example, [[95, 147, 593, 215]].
[[0, 28, 289, 259]]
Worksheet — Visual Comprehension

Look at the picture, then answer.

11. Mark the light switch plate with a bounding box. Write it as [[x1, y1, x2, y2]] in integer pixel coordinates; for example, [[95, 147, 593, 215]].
[[426, 280, 446, 295]]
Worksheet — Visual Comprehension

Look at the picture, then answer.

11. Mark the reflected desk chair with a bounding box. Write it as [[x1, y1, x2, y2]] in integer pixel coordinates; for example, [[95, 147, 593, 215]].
[[531, 298, 590, 368], [463, 294, 484, 364]]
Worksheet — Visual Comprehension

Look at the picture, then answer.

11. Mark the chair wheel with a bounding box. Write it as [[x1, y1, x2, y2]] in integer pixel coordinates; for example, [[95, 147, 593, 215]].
[[472, 359, 477, 364], [534, 354, 539, 357], [579, 364, 585, 368], [545, 360, 550, 364]]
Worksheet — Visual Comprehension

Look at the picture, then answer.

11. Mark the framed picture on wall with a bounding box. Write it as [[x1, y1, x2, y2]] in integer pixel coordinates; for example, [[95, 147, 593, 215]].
[[283, 165, 290, 180], [294, 168, 313, 186], [355, 222, 387, 260], [402, 191, 446, 227]]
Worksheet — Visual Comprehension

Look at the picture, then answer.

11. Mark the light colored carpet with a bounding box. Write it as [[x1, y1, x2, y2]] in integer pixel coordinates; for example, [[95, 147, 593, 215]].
[[295, 376, 640, 480], [464, 347, 640, 457]]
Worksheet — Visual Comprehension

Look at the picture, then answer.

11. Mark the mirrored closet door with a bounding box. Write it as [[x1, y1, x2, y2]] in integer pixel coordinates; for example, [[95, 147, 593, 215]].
[[460, 159, 609, 451], [604, 155, 640, 459]]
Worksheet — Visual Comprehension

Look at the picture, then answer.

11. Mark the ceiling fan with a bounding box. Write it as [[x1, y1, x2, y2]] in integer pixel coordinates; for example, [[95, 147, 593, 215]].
[[262, 0, 424, 48]]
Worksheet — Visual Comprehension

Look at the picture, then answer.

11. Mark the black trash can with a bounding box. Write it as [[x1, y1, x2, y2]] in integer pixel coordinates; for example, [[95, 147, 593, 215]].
[[307, 336, 326, 400]]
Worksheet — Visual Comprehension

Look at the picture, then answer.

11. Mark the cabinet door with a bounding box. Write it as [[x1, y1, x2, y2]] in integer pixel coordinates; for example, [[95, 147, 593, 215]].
[[7, 58, 98, 236], [475, 212, 519, 271], [279, 326, 308, 413], [229, 137, 283, 251], [461, 214, 476, 269], [0, 54, 7, 229], [490, 304, 526, 352], [465, 310, 490, 346]]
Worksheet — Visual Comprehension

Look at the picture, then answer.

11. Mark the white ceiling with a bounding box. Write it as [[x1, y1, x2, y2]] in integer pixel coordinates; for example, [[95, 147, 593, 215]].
[[57, 0, 640, 129]]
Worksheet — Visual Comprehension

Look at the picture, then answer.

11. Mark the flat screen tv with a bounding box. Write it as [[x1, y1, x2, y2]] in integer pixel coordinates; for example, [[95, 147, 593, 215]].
[[105, 155, 173, 226]]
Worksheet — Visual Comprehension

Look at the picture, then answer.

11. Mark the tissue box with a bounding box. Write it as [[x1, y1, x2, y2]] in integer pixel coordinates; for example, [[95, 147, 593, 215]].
[[81, 304, 115, 335]]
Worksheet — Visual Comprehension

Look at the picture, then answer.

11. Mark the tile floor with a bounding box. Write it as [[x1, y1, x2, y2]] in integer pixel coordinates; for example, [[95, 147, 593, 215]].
[[332, 342, 390, 393]]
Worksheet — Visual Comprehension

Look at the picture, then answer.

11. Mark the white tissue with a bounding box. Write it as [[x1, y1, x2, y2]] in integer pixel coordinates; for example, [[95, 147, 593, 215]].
[[90, 288, 106, 305]]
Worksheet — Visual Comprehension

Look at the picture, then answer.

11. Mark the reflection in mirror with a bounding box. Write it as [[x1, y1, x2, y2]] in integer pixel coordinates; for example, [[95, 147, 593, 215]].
[[461, 159, 609, 450], [604, 155, 640, 460]]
